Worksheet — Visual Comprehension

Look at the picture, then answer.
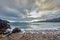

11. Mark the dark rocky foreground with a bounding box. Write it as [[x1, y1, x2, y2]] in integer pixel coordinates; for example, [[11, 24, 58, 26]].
[[0, 19, 11, 34]]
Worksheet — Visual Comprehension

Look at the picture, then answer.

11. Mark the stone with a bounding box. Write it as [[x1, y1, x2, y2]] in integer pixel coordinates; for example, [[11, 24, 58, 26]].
[[12, 28, 21, 33]]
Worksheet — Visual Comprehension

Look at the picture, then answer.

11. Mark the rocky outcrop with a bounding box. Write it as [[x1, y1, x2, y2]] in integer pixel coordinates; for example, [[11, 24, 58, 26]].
[[12, 28, 21, 33], [0, 19, 11, 34]]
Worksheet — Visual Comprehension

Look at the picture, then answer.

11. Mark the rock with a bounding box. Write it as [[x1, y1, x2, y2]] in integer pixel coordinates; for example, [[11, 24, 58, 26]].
[[0, 19, 11, 34], [0, 19, 9, 23], [12, 28, 21, 33]]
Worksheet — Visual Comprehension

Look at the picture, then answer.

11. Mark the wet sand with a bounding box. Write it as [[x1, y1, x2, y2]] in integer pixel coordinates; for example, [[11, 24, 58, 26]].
[[0, 30, 60, 40]]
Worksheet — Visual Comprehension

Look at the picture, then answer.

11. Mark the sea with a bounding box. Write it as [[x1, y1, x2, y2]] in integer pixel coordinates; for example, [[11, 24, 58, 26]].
[[9, 22, 60, 31]]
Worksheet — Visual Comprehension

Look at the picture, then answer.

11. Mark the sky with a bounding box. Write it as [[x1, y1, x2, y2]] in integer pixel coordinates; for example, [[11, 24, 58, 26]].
[[0, 0, 60, 22]]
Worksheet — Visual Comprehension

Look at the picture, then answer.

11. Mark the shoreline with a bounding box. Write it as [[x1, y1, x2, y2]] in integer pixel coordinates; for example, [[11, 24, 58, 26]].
[[0, 30, 60, 40]]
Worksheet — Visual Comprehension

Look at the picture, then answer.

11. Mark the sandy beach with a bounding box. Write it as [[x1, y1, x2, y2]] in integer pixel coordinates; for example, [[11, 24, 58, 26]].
[[0, 30, 60, 40]]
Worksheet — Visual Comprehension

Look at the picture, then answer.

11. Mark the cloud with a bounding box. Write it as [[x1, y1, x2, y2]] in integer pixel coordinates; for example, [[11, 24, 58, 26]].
[[0, 0, 60, 21], [35, 0, 60, 11], [0, 6, 27, 21], [0, 6, 22, 17]]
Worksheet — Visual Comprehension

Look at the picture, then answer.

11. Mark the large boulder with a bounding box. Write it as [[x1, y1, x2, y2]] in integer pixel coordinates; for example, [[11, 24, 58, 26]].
[[0, 19, 11, 34], [12, 28, 21, 33]]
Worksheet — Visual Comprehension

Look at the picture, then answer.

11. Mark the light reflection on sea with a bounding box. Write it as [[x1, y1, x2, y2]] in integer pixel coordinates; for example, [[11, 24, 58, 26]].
[[10, 22, 60, 30]]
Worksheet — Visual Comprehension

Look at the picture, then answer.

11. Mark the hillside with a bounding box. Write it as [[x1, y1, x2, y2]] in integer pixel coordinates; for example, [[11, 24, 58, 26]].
[[39, 17, 60, 22]]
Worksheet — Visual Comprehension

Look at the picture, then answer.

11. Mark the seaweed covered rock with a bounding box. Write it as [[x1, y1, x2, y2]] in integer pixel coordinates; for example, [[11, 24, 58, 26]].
[[0, 19, 11, 34]]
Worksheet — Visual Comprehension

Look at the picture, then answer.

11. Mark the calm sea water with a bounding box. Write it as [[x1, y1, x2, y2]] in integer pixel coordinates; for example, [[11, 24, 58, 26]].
[[10, 22, 60, 30]]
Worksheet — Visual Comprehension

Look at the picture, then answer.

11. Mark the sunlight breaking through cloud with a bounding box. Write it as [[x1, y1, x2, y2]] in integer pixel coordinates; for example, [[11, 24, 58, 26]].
[[0, 0, 60, 21]]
